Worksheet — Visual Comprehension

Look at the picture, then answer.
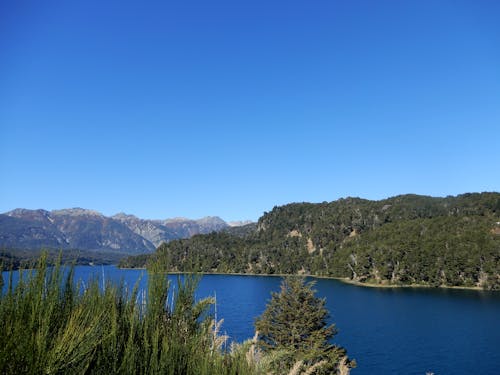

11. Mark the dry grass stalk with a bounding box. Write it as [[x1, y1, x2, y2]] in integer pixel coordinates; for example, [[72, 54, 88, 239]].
[[338, 356, 350, 375], [287, 360, 304, 375]]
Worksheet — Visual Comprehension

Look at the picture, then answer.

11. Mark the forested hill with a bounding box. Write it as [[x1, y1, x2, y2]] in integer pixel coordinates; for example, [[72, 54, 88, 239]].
[[120, 193, 500, 290]]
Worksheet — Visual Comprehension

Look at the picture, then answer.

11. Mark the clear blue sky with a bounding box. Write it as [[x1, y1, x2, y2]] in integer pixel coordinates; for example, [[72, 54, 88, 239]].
[[1, 0, 499, 222]]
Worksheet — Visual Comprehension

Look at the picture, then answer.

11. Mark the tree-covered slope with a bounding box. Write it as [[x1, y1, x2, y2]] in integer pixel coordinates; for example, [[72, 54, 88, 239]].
[[120, 193, 500, 289], [333, 215, 500, 289]]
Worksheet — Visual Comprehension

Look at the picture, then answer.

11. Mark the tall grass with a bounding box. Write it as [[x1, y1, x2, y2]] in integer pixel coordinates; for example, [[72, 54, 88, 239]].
[[0, 253, 260, 374]]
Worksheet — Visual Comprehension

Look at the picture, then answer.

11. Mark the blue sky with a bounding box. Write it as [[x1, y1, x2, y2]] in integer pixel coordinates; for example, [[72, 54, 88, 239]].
[[1, 0, 499, 221]]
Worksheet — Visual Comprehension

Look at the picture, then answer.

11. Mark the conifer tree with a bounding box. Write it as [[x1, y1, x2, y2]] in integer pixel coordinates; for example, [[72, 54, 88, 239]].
[[255, 277, 354, 374]]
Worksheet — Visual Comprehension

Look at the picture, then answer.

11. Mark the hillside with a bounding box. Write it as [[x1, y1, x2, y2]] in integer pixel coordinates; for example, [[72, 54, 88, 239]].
[[121, 193, 500, 290], [0, 208, 234, 257]]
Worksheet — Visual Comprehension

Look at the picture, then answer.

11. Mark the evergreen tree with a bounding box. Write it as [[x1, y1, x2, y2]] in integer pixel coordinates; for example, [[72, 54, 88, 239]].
[[255, 277, 354, 374]]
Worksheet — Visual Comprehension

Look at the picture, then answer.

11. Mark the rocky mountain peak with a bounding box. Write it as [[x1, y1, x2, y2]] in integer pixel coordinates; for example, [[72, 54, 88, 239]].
[[196, 216, 227, 226], [6, 208, 51, 218], [51, 208, 104, 217], [228, 220, 254, 227], [112, 212, 139, 221]]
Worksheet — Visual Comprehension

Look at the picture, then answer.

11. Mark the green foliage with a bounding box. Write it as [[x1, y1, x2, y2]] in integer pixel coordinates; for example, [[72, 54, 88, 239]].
[[335, 216, 500, 289], [255, 277, 353, 374], [126, 193, 500, 289], [0, 252, 260, 374], [119, 253, 150, 269]]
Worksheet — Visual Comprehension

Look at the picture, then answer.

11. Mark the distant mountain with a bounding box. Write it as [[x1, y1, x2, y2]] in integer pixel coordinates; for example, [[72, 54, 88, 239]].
[[0, 208, 231, 254], [112, 213, 229, 247], [228, 220, 254, 227]]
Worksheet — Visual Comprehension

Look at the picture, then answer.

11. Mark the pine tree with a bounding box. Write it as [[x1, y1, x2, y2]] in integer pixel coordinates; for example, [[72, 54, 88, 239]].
[[255, 277, 354, 374]]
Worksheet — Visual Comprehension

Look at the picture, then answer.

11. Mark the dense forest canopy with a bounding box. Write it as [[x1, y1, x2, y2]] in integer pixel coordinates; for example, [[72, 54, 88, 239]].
[[121, 193, 500, 290]]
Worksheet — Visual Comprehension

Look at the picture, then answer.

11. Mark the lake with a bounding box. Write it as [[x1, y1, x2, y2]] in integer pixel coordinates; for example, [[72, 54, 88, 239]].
[[3, 265, 500, 374]]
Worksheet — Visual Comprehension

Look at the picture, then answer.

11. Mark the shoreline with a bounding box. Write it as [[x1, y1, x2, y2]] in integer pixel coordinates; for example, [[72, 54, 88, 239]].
[[117, 267, 486, 291], [332, 276, 483, 291]]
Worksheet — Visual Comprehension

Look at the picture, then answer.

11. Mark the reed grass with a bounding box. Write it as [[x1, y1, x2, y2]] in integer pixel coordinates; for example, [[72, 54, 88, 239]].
[[0, 253, 261, 374]]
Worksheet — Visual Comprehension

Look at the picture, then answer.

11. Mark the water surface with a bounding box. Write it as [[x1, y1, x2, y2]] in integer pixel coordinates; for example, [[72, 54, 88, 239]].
[[3, 266, 499, 374]]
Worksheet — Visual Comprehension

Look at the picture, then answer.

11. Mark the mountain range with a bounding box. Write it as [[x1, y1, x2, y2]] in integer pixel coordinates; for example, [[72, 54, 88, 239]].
[[0, 208, 239, 254]]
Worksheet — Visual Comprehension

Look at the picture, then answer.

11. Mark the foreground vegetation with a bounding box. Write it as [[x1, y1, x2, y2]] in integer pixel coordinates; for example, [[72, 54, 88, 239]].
[[121, 193, 500, 290], [255, 277, 354, 374], [0, 254, 352, 374]]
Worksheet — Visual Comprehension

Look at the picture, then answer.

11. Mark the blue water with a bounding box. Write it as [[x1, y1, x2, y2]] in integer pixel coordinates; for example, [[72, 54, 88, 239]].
[[2, 266, 500, 375]]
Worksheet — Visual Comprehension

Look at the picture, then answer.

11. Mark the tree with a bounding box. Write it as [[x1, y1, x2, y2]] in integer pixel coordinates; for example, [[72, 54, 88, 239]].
[[255, 277, 354, 374]]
